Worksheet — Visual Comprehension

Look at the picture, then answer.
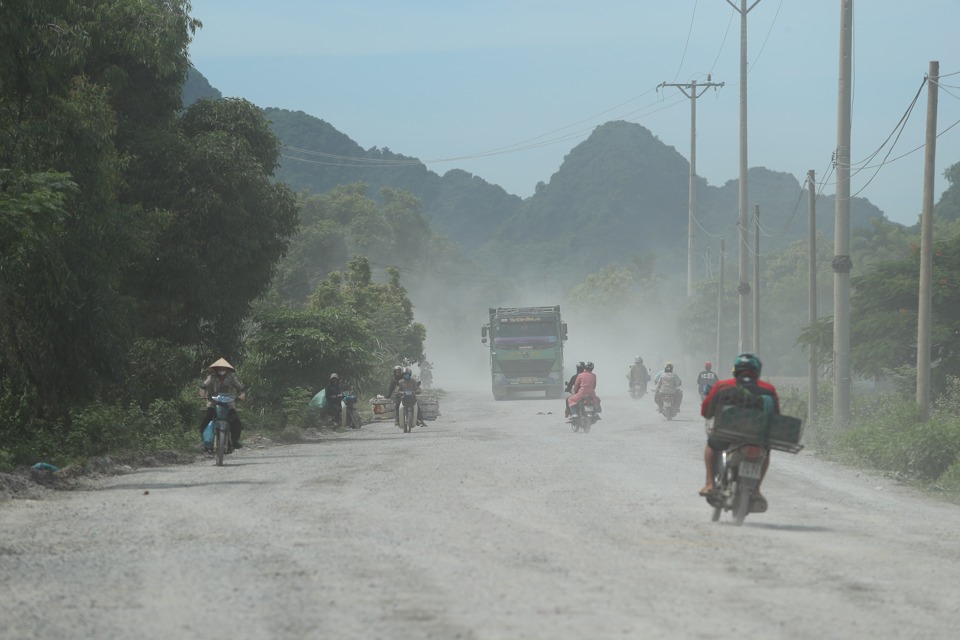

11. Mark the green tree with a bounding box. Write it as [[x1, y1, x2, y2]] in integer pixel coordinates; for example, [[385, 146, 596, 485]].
[[935, 161, 960, 223], [308, 257, 426, 367], [124, 98, 300, 357]]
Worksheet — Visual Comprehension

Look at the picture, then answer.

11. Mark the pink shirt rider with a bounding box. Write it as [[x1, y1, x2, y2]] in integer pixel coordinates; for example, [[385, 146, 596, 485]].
[[567, 371, 599, 407]]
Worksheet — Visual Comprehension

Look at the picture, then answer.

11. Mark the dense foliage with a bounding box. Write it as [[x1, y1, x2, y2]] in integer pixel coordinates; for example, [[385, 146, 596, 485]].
[[0, 1, 300, 465]]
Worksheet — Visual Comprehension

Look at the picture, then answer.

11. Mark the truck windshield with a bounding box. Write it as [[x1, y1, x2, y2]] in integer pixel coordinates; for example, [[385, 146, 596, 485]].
[[495, 319, 557, 340]]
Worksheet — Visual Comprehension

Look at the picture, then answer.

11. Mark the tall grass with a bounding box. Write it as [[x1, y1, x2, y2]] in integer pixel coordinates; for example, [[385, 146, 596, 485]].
[[809, 377, 960, 497]]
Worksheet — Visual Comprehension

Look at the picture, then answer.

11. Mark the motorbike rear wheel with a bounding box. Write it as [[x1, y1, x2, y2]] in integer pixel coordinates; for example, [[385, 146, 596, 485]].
[[732, 479, 752, 526], [580, 415, 592, 433]]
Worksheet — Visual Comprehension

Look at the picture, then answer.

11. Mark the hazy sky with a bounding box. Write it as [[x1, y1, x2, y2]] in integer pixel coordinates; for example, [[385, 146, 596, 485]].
[[188, 0, 960, 227]]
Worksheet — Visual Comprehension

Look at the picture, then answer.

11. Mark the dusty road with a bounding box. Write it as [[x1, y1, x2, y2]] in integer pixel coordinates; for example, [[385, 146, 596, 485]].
[[2, 390, 959, 639]]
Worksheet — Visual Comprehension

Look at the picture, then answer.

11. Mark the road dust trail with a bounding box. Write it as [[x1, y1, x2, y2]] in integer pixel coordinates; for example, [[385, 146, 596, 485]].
[[2, 391, 959, 639]]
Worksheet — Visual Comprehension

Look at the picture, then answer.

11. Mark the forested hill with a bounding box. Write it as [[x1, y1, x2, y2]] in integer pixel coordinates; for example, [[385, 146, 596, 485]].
[[264, 107, 522, 248], [185, 70, 889, 276]]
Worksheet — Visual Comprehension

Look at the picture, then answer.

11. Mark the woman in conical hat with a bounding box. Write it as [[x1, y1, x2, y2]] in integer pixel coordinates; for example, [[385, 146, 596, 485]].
[[199, 358, 246, 451]]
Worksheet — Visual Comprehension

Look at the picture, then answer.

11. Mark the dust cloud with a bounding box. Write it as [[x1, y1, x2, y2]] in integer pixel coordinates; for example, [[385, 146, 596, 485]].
[[408, 270, 696, 399]]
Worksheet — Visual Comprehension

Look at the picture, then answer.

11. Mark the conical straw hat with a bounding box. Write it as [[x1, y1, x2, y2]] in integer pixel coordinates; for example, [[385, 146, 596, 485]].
[[208, 357, 235, 371]]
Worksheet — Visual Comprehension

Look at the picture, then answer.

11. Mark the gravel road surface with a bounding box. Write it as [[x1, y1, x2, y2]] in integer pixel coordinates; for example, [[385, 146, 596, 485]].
[[2, 390, 959, 639]]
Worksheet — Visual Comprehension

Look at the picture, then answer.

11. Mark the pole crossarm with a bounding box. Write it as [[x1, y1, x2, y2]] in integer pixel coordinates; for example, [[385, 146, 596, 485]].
[[725, 0, 763, 13], [657, 81, 725, 98], [658, 79, 724, 296]]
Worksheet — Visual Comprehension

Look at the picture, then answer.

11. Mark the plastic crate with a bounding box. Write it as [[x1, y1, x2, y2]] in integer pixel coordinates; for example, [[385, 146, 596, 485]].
[[708, 406, 804, 453], [370, 398, 396, 421]]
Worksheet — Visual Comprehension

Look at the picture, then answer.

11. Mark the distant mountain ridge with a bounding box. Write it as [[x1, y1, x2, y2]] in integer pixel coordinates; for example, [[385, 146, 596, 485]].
[[184, 69, 888, 276]]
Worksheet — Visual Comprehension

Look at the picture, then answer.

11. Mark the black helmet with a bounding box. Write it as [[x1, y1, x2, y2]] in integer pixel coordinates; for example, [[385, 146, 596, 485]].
[[576, 361, 585, 372], [585, 361, 594, 372], [733, 353, 762, 378]]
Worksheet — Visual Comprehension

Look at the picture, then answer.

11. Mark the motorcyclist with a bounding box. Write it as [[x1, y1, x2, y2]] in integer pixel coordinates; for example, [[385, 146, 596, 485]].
[[386, 365, 404, 426], [697, 361, 720, 400], [565, 361, 585, 393], [654, 362, 683, 413], [563, 361, 586, 417], [700, 353, 780, 511], [567, 361, 601, 419], [198, 357, 247, 452], [394, 367, 423, 426], [627, 355, 650, 394], [324, 373, 344, 420]]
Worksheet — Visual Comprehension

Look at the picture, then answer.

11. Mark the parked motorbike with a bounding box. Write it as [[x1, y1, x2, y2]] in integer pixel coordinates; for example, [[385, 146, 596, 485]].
[[341, 393, 362, 429], [569, 395, 598, 433], [397, 389, 419, 433], [708, 442, 768, 525]]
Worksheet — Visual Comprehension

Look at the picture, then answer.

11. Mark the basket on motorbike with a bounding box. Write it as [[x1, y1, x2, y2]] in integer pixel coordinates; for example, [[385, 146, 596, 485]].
[[419, 395, 441, 421], [707, 405, 804, 453]]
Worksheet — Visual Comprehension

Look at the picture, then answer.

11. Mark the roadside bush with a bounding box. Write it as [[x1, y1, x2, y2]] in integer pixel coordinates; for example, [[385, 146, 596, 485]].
[[0, 448, 14, 473], [826, 390, 960, 485], [839, 395, 920, 472], [937, 460, 960, 493]]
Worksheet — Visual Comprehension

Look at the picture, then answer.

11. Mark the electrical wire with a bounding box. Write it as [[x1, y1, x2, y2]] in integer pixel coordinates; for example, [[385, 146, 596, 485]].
[[280, 3, 747, 175], [707, 7, 735, 77], [748, 0, 783, 75], [671, 0, 699, 83]]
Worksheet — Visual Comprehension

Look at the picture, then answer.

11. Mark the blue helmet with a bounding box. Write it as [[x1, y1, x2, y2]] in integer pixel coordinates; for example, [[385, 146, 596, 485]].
[[733, 353, 762, 378]]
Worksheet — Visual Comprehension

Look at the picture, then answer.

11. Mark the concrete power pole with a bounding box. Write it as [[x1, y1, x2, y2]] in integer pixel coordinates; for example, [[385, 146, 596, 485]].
[[833, 0, 853, 427], [807, 170, 818, 425], [753, 204, 760, 354], [717, 238, 725, 368], [659, 78, 724, 296], [726, 0, 763, 353], [917, 60, 939, 421]]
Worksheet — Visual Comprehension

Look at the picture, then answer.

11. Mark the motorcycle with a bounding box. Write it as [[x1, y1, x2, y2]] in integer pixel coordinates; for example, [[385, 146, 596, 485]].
[[705, 407, 804, 525], [661, 392, 678, 420], [569, 395, 598, 433], [709, 442, 768, 525], [341, 393, 362, 429], [397, 389, 419, 433], [208, 393, 235, 466], [629, 381, 647, 399]]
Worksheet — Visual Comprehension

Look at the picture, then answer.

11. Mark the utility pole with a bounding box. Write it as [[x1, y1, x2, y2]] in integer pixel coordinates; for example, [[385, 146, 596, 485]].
[[717, 238, 725, 368], [753, 204, 760, 354], [833, 0, 853, 427], [807, 170, 818, 425], [726, 0, 763, 353], [917, 60, 939, 421], [658, 78, 724, 296]]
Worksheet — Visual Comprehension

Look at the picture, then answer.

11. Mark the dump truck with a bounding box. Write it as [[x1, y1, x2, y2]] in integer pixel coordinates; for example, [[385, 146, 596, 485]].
[[481, 306, 567, 400]]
